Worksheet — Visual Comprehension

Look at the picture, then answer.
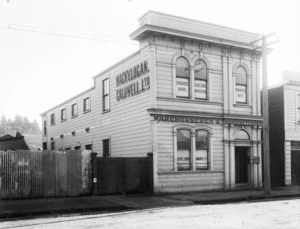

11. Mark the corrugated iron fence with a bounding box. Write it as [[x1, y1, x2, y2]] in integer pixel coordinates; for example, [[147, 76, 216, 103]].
[[0, 150, 92, 200]]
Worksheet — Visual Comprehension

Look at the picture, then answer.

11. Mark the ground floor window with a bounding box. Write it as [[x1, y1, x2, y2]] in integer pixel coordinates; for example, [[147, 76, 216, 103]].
[[85, 144, 92, 150], [43, 142, 47, 150], [103, 139, 110, 157], [174, 126, 212, 171], [195, 130, 208, 169], [177, 129, 191, 170]]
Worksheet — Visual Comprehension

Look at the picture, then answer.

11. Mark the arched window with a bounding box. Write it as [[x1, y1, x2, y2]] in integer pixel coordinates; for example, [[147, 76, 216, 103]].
[[195, 130, 209, 169], [194, 60, 207, 100], [235, 66, 247, 103], [177, 129, 191, 170], [176, 57, 190, 98]]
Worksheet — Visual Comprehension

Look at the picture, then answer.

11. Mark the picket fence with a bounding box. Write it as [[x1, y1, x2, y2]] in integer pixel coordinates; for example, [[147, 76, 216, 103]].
[[0, 150, 92, 199]]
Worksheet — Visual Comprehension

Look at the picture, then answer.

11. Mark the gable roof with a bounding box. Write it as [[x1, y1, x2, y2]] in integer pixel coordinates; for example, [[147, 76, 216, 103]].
[[0, 132, 42, 151]]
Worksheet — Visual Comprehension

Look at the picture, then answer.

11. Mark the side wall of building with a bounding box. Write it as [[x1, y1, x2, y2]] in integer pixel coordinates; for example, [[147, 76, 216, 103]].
[[283, 84, 300, 185], [42, 87, 99, 151], [94, 47, 153, 157], [42, 47, 153, 157], [268, 86, 285, 186]]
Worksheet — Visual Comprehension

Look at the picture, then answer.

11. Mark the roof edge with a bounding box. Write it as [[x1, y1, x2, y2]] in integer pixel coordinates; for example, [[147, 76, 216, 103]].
[[40, 86, 95, 117]]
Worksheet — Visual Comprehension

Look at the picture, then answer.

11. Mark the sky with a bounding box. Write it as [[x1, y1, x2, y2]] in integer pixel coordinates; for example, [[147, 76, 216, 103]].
[[0, 0, 299, 127]]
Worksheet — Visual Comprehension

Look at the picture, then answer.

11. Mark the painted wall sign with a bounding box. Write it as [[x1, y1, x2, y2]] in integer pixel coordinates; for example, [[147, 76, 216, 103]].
[[116, 76, 150, 102], [153, 114, 222, 124], [224, 119, 263, 126], [152, 114, 263, 126], [116, 60, 150, 102], [116, 60, 149, 87]]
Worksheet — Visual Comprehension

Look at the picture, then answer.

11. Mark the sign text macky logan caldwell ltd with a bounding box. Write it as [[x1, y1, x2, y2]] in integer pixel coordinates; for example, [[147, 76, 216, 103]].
[[116, 60, 150, 102]]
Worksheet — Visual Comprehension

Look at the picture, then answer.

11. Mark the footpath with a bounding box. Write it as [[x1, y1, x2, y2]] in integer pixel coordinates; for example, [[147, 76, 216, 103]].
[[0, 185, 299, 220]]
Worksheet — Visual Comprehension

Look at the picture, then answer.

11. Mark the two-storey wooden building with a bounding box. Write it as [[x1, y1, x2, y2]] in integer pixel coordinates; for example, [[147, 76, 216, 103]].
[[41, 11, 263, 192], [269, 71, 300, 186]]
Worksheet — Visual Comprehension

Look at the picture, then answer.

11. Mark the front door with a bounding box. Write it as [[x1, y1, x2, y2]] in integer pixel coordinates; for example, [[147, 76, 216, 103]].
[[235, 147, 249, 184]]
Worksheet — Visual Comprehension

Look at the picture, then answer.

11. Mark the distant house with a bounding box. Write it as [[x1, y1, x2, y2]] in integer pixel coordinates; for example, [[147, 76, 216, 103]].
[[0, 132, 42, 151], [269, 71, 300, 186]]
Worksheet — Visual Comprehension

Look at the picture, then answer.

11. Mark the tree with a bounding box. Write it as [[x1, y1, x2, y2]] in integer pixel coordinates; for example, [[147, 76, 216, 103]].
[[0, 114, 42, 136], [0, 115, 8, 136]]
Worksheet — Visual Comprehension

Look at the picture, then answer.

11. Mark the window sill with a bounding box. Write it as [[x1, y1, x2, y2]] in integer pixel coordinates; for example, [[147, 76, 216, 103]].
[[158, 97, 223, 106], [71, 115, 78, 119], [83, 110, 91, 114], [233, 103, 252, 108], [158, 170, 224, 175], [50, 123, 55, 126], [102, 109, 111, 114], [61, 119, 67, 123]]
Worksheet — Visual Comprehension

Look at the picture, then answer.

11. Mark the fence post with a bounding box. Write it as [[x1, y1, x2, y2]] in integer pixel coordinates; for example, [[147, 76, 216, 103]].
[[91, 152, 98, 196], [147, 153, 154, 193]]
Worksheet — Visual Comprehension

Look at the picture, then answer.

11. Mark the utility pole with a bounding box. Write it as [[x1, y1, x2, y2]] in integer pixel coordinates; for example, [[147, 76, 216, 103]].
[[251, 33, 279, 195], [262, 35, 271, 195]]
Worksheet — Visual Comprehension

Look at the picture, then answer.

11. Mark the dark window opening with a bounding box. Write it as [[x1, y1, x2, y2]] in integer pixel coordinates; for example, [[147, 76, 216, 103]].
[[85, 144, 92, 150], [103, 139, 110, 157], [43, 142, 47, 150]]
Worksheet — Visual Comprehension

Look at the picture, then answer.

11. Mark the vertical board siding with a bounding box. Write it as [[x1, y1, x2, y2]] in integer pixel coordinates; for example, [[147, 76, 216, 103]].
[[0, 150, 91, 200]]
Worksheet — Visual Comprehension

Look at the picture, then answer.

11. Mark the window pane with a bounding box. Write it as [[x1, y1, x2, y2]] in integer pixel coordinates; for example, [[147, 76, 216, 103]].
[[104, 79, 109, 95], [236, 85, 247, 103], [194, 60, 207, 80], [61, 109, 66, 120], [236, 67, 247, 85], [177, 129, 191, 170], [195, 79, 207, 99], [72, 103, 77, 116], [196, 130, 208, 150], [298, 95, 300, 108], [196, 130, 208, 169], [176, 77, 189, 97], [176, 57, 190, 78], [104, 95, 109, 111], [84, 98, 90, 111]]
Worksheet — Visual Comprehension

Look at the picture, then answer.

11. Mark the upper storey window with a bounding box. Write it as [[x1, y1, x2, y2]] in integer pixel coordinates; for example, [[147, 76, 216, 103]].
[[176, 57, 190, 98], [103, 78, 110, 112], [235, 66, 247, 104], [83, 97, 90, 113], [194, 60, 207, 100]]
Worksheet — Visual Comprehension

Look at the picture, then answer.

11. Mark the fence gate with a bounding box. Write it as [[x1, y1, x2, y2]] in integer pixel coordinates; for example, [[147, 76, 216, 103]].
[[92, 153, 153, 195]]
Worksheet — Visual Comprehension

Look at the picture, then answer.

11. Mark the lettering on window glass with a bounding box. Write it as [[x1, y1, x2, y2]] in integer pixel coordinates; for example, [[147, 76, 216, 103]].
[[236, 85, 246, 103], [176, 78, 189, 97], [195, 80, 207, 99]]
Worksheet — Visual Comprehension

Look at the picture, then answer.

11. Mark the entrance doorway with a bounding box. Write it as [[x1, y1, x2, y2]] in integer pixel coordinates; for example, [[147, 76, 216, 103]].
[[235, 147, 249, 184], [291, 150, 300, 185]]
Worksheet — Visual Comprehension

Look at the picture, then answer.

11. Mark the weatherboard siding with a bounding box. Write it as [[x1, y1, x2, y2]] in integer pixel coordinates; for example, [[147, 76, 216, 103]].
[[156, 121, 225, 192], [43, 47, 152, 156], [284, 84, 300, 141]]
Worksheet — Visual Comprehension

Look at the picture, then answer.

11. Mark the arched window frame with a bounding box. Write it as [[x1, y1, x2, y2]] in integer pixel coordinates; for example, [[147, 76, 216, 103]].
[[233, 64, 251, 105], [173, 125, 213, 171], [193, 59, 209, 100], [175, 56, 191, 98]]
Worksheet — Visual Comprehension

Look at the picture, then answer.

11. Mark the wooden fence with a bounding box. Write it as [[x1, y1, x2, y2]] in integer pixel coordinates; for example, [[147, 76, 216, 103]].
[[0, 150, 92, 200]]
